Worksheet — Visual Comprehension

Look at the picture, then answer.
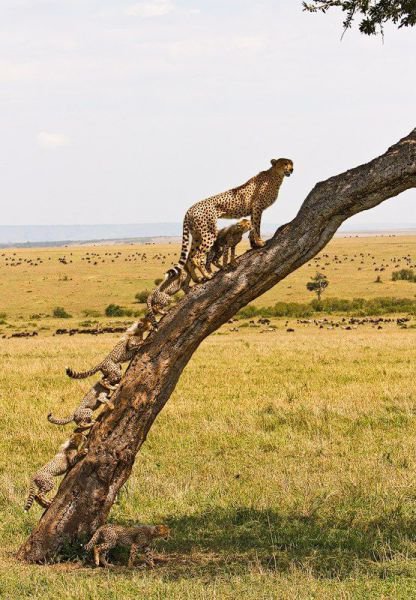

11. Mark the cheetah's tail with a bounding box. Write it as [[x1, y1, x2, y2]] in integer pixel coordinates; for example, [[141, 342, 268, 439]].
[[47, 412, 74, 426], [24, 482, 36, 512], [66, 365, 101, 380], [84, 529, 101, 552], [166, 214, 191, 278]]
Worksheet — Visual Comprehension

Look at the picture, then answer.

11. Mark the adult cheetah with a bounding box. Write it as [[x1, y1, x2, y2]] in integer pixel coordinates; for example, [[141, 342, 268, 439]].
[[168, 158, 293, 282]]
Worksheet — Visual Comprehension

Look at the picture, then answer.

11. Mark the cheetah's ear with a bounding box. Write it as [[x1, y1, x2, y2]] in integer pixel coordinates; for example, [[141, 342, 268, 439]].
[[270, 159, 277, 166]]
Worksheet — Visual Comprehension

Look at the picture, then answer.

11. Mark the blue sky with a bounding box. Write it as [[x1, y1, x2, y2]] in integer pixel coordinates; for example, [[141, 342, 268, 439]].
[[1, 0, 415, 227]]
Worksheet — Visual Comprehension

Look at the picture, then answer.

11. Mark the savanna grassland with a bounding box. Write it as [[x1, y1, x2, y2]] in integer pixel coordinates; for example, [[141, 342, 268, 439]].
[[1, 235, 416, 599]]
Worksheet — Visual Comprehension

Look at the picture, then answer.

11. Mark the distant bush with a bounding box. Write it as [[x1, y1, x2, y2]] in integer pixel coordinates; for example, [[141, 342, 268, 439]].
[[237, 302, 313, 319], [392, 269, 416, 282], [52, 306, 72, 319], [311, 297, 366, 313], [105, 304, 133, 317], [82, 309, 101, 318], [273, 302, 313, 318], [105, 304, 124, 317], [0, 312, 6, 320], [236, 297, 416, 320], [360, 297, 416, 316], [135, 290, 151, 304], [237, 305, 258, 319], [154, 278, 163, 286]]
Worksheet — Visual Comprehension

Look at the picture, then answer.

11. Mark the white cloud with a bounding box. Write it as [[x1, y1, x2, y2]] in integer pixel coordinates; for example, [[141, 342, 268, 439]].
[[37, 131, 70, 148], [125, 0, 174, 18]]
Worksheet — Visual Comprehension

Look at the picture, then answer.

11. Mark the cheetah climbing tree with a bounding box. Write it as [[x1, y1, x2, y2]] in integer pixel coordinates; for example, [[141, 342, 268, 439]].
[[19, 128, 416, 562]]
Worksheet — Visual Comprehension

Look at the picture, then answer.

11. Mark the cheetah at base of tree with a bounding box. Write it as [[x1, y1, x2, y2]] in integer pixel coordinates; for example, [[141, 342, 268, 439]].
[[146, 269, 190, 329], [168, 158, 293, 282], [206, 218, 252, 272], [65, 318, 152, 389], [24, 433, 87, 511], [47, 385, 114, 429], [84, 523, 170, 568]]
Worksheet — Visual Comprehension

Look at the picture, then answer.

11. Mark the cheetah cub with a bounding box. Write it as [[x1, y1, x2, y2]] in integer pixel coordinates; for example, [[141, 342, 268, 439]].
[[84, 523, 170, 568], [206, 218, 251, 272], [48, 385, 114, 429], [146, 269, 190, 329], [24, 433, 87, 511], [66, 318, 152, 389]]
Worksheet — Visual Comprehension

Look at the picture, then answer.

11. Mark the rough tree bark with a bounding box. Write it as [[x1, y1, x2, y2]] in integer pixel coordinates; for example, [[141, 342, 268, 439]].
[[18, 129, 416, 562]]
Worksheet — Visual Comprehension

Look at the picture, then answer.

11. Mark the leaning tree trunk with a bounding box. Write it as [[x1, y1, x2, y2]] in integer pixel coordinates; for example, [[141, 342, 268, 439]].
[[18, 129, 416, 562]]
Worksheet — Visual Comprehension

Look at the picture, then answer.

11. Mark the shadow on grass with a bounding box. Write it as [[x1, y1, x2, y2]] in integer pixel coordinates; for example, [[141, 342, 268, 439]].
[[145, 505, 416, 580], [53, 505, 416, 580]]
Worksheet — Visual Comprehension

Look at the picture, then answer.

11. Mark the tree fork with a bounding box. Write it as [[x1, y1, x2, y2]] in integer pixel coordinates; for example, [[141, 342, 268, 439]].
[[18, 129, 416, 562]]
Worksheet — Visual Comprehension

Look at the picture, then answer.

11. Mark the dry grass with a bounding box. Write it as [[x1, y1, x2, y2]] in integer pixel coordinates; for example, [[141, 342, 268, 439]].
[[1, 237, 416, 597], [2, 328, 416, 598]]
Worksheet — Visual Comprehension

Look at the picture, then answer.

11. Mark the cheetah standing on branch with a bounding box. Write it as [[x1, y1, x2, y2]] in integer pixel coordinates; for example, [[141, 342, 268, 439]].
[[168, 158, 293, 282], [84, 523, 170, 568], [24, 433, 87, 511]]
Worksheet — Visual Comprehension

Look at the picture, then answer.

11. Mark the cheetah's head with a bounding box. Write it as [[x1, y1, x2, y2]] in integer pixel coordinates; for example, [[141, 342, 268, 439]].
[[237, 219, 252, 233], [271, 158, 294, 177], [154, 524, 171, 540]]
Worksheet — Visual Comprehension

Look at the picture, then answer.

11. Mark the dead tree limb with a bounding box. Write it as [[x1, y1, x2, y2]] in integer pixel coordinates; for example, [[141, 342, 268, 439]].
[[18, 129, 416, 562]]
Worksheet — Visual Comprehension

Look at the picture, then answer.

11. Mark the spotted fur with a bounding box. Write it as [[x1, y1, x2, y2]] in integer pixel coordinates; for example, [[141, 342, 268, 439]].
[[146, 270, 190, 329], [84, 523, 170, 568], [47, 386, 113, 429], [168, 158, 293, 282], [24, 433, 86, 511], [206, 218, 251, 272], [66, 319, 152, 388]]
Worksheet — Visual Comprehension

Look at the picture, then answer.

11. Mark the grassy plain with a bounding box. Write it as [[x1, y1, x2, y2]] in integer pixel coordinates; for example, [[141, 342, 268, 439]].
[[1, 234, 416, 329], [1, 235, 416, 598]]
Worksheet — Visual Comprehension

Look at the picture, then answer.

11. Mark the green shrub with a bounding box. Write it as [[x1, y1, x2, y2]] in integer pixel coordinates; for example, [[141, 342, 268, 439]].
[[237, 302, 312, 319], [272, 302, 312, 318], [105, 304, 132, 317], [0, 312, 6, 319], [237, 305, 258, 319], [154, 278, 163, 286], [135, 290, 151, 304], [236, 297, 416, 320], [52, 306, 72, 318], [311, 297, 366, 313], [392, 269, 416, 282]]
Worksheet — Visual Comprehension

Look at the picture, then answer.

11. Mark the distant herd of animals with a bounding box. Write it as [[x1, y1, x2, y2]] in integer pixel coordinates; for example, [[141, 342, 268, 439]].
[[23, 157, 295, 567]]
